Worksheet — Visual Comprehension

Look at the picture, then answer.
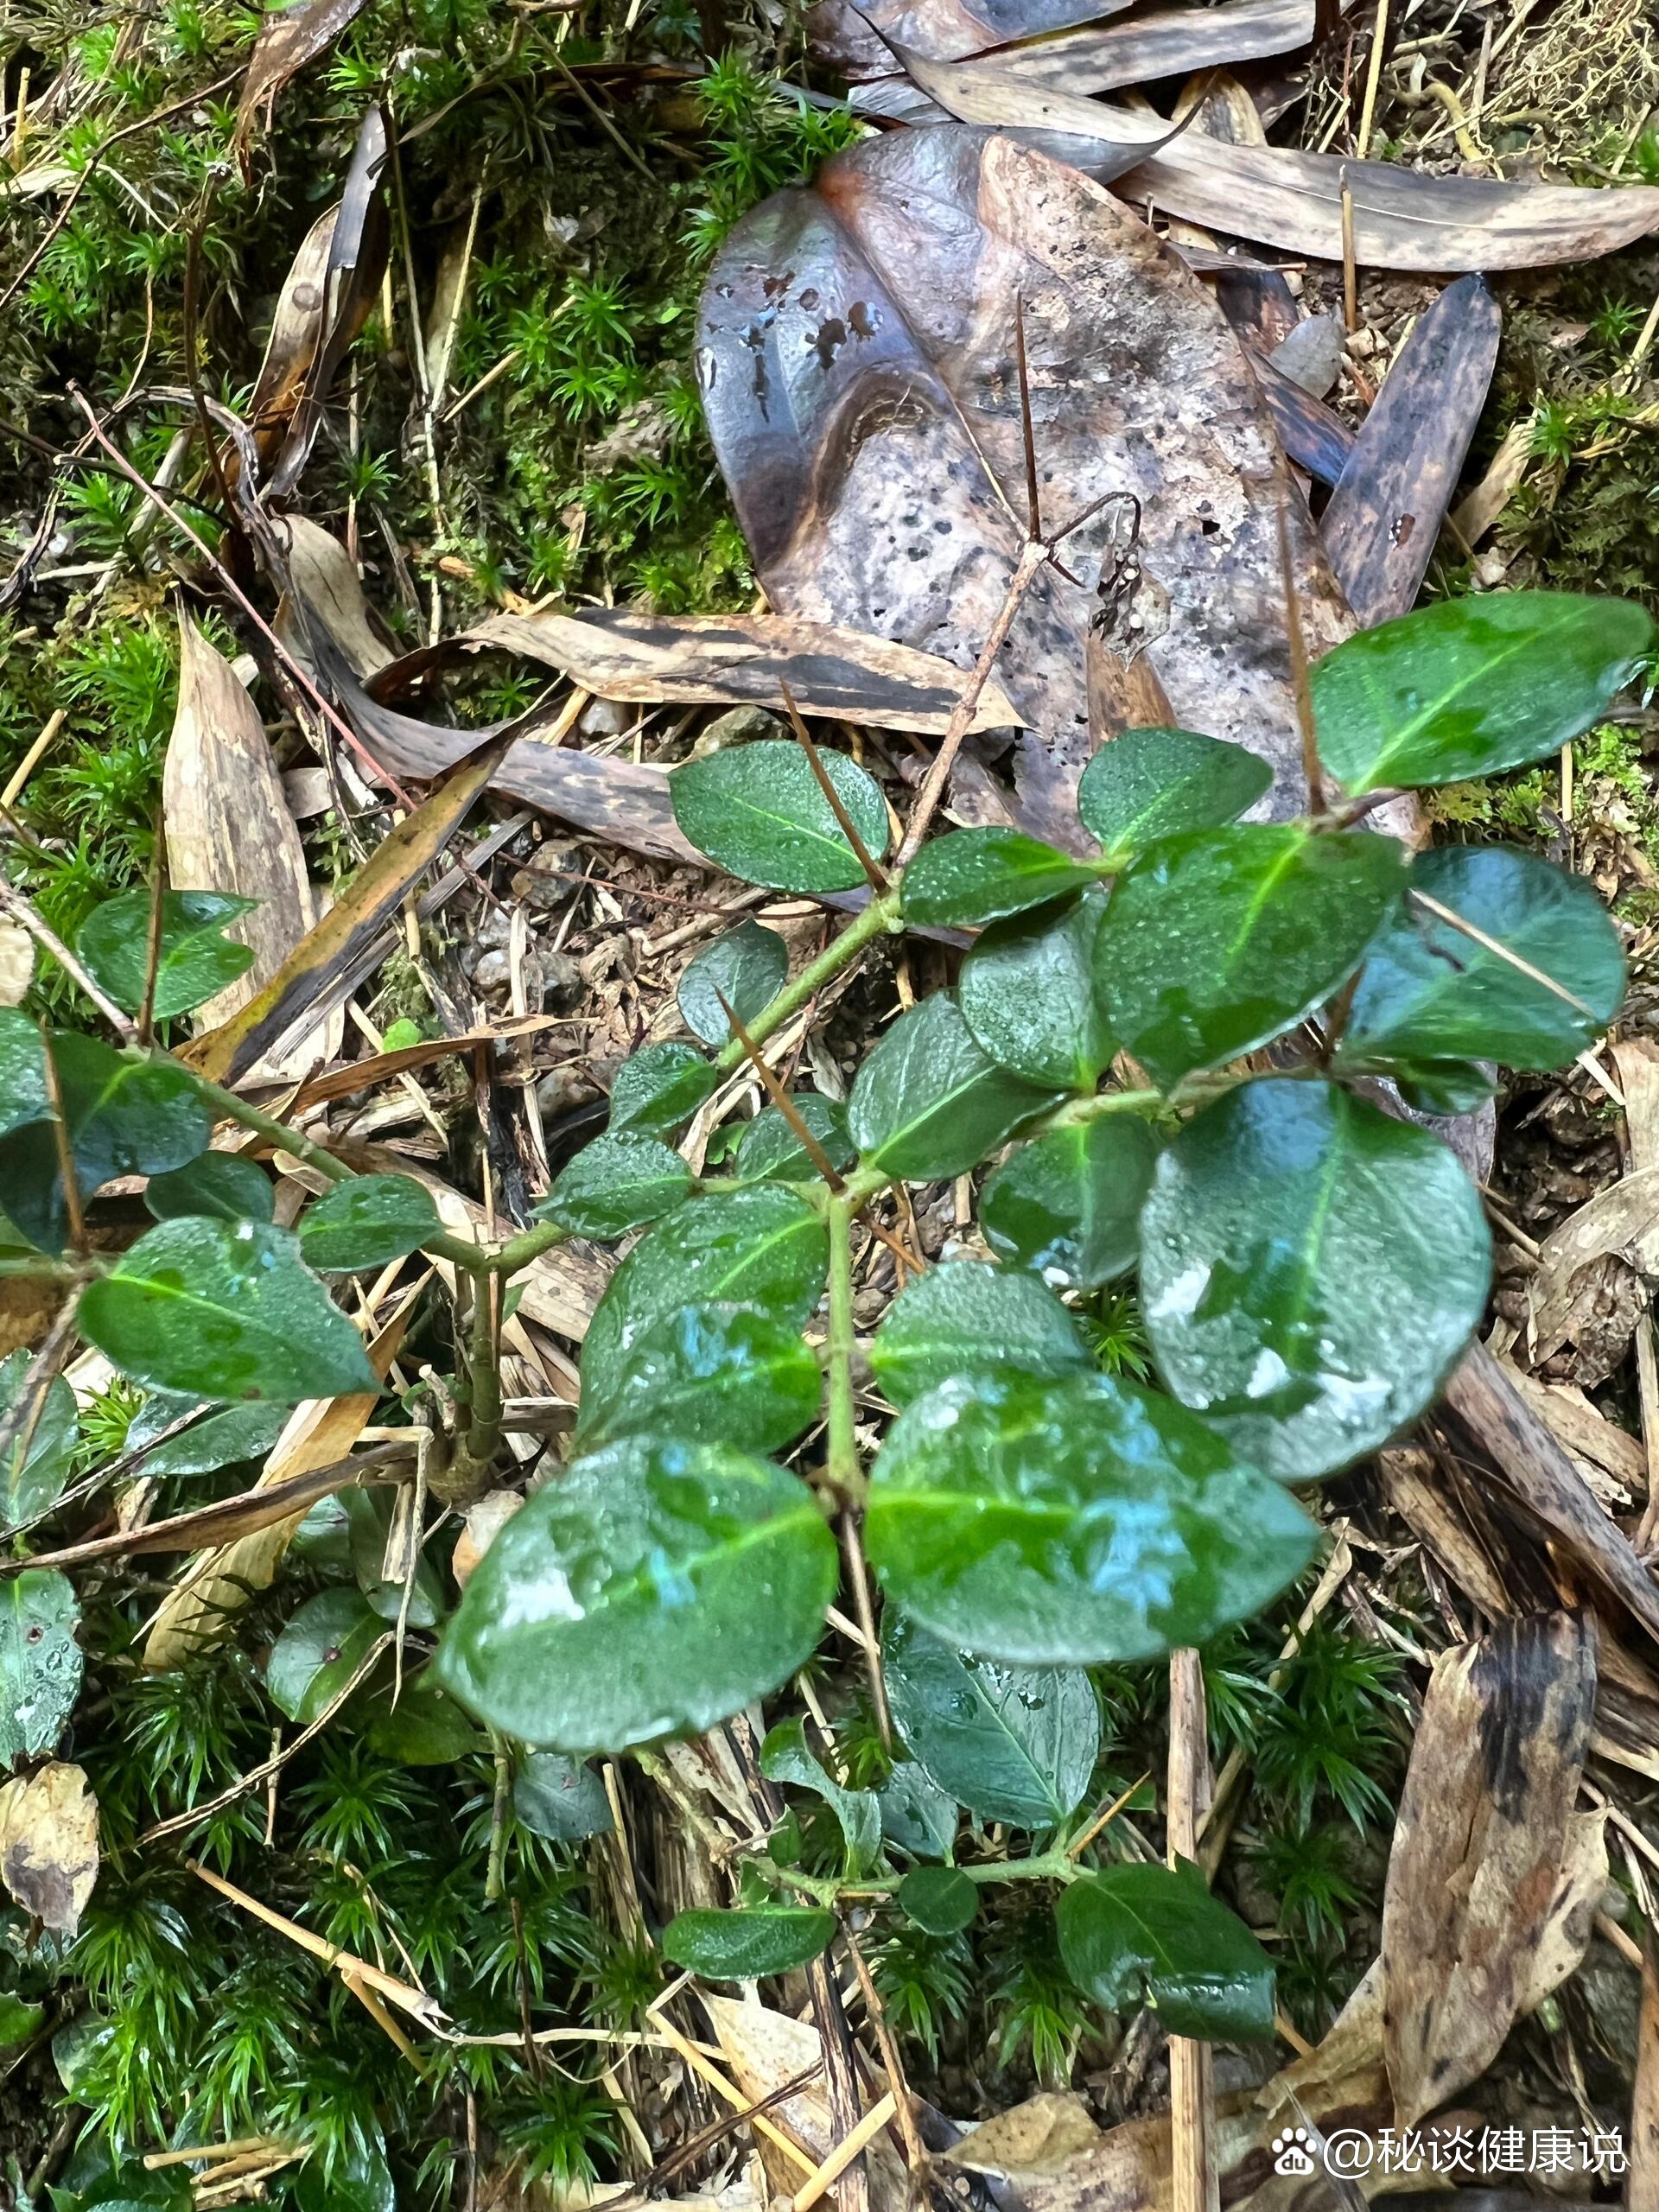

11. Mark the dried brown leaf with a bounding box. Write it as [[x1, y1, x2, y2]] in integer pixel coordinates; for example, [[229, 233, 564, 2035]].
[[1527, 1164, 1659, 1364], [235, 0, 373, 150], [0, 1761, 98, 1933]]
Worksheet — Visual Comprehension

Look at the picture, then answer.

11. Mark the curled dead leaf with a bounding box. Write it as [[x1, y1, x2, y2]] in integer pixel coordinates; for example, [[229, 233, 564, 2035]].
[[0, 1759, 98, 1933]]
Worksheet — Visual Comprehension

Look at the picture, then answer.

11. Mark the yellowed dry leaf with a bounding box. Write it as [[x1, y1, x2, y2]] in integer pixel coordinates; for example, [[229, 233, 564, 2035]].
[[0, 1760, 98, 1932], [275, 516, 394, 679], [453, 1491, 523, 1590], [0, 923, 34, 1007]]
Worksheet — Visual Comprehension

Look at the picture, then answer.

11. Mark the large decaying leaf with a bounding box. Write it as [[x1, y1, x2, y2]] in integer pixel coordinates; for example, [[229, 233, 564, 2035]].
[[1380, 1612, 1597, 2125], [236, 0, 373, 148], [435, 1437, 837, 1752], [884, 1613, 1098, 1828], [0, 1761, 99, 1934], [700, 130, 1353, 839], [865, 1369, 1317, 1662], [1141, 1080, 1491, 1481]]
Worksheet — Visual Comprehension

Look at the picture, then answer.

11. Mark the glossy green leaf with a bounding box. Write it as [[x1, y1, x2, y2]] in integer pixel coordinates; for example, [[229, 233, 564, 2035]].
[[868, 1261, 1090, 1408], [1338, 844, 1626, 1076], [607, 1042, 718, 1137], [1093, 825, 1408, 1091], [849, 993, 1058, 1180], [0, 1033, 213, 1253], [678, 919, 790, 1045], [0, 1570, 81, 1768], [877, 1760, 959, 1859], [0, 1351, 78, 1528], [537, 1134, 691, 1240], [138, 1402, 289, 1478], [662, 1904, 836, 1979], [298, 1175, 441, 1273], [1056, 1859, 1274, 2040], [902, 830, 1099, 927], [513, 1750, 614, 1840], [435, 1434, 836, 1753], [884, 1614, 1098, 1829], [761, 1718, 881, 1871], [982, 1116, 1156, 1292], [734, 1094, 855, 1185], [867, 1370, 1317, 1664], [1077, 728, 1273, 857], [365, 1675, 481, 1764], [959, 890, 1116, 1091], [77, 889, 257, 1021], [671, 741, 890, 893], [0, 1010, 48, 1141], [1312, 590, 1655, 793], [579, 1302, 821, 1454], [79, 1219, 380, 1403], [266, 1588, 384, 1723], [145, 1150, 275, 1224], [1140, 1077, 1491, 1480], [897, 1866, 979, 1935], [1390, 1058, 1497, 1117], [580, 1187, 828, 1411]]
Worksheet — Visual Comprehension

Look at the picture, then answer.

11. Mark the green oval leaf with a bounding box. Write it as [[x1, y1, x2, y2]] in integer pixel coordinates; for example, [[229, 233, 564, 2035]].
[[761, 1717, 880, 1871], [79, 1219, 381, 1403], [959, 889, 1116, 1091], [982, 1116, 1156, 1292], [1390, 1058, 1497, 1117], [868, 1260, 1090, 1408], [298, 1175, 442, 1273], [0, 1351, 78, 1528], [343, 1486, 442, 1627], [538, 1134, 691, 1240], [1093, 825, 1408, 1091], [884, 1613, 1098, 1829], [608, 1042, 718, 1137], [734, 1094, 855, 1185], [266, 1588, 383, 1723], [1338, 844, 1626, 1076], [0, 1010, 48, 1142], [0, 1033, 213, 1253], [902, 830, 1099, 928], [877, 1761, 959, 1859], [580, 1187, 829, 1411], [146, 1150, 275, 1224], [849, 993, 1059, 1180], [578, 1302, 822, 1454], [678, 919, 790, 1045], [1140, 1077, 1491, 1480], [671, 741, 890, 893], [1057, 1859, 1274, 2040], [897, 1866, 979, 1935], [435, 1434, 837, 1753], [0, 1569, 81, 1769], [1077, 728, 1273, 857], [866, 1370, 1317, 1664], [365, 1675, 484, 1764], [513, 1750, 614, 1840], [138, 1402, 289, 1478], [662, 1904, 836, 1979], [76, 888, 257, 1020], [1312, 590, 1655, 794]]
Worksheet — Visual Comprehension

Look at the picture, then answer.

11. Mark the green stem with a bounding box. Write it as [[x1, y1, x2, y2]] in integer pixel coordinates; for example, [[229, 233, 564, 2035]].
[[486, 1729, 512, 1903], [486, 1216, 569, 1275], [713, 887, 901, 1075], [823, 1193, 863, 1506]]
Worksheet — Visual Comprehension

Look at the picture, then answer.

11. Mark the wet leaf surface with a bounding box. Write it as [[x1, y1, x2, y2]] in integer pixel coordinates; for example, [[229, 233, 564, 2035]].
[[869, 1259, 1091, 1406], [981, 1115, 1156, 1290], [1058, 1859, 1275, 2039], [960, 891, 1116, 1092], [849, 994, 1059, 1179]]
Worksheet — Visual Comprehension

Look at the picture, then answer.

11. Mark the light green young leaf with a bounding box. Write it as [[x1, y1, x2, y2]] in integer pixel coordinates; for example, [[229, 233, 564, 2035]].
[[1077, 727, 1272, 857], [1140, 1077, 1491, 1480], [1337, 843, 1626, 1076], [849, 993, 1058, 1180], [981, 1116, 1156, 1292], [1312, 590, 1655, 793], [0, 1351, 79, 1528], [671, 741, 890, 893], [866, 1370, 1317, 1664], [1056, 1859, 1274, 2041], [868, 1260, 1091, 1407], [76, 889, 256, 1020], [884, 1614, 1098, 1829], [678, 919, 789, 1045], [298, 1175, 441, 1273], [902, 830, 1099, 928], [1093, 824, 1407, 1091], [537, 1134, 691, 1240], [435, 1434, 837, 1754], [145, 1150, 275, 1224], [607, 1042, 718, 1136], [662, 1904, 836, 1979], [760, 1717, 880, 1872], [577, 1302, 821, 1455], [79, 1219, 380, 1403], [0, 1570, 81, 1769], [959, 890, 1116, 1091]]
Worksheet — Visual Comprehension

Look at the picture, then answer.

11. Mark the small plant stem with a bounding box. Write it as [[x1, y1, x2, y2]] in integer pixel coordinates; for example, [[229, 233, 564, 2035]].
[[486, 1729, 512, 1903], [714, 889, 901, 1077], [1167, 1648, 1218, 2212], [823, 1195, 864, 1507], [443, 1274, 505, 1500], [720, 988, 846, 1188]]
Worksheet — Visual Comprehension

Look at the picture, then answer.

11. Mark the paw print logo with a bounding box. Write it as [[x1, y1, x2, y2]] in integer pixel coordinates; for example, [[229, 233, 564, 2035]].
[[1272, 2129, 1316, 2177]]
